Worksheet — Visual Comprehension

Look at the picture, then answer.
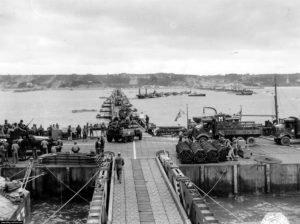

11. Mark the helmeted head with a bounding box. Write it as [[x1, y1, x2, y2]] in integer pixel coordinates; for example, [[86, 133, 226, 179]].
[[118, 152, 121, 156]]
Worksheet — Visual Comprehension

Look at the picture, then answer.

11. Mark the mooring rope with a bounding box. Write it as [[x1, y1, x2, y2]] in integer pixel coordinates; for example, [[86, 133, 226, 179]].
[[9, 167, 27, 179], [45, 167, 90, 203], [25, 173, 46, 183], [21, 160, 34, 189], [201, 169, 227, 199], [41, 170, 99, 224], [14, 173, 45, 182], [192, 183, 244, 223]]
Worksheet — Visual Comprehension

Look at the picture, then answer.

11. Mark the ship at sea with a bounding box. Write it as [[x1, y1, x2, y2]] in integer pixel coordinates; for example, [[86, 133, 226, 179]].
[[235, 89, 254, 95]]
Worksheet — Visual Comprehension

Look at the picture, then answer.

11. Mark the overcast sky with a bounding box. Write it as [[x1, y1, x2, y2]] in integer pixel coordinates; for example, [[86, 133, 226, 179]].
[[0, 0, 300, 75]]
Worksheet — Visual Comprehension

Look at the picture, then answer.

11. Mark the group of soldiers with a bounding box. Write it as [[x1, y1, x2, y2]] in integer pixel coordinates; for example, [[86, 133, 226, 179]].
[[0, 119, 53, 137], [0, 136, 64, 164], [67, 123, 107, 141], [0, 118, 110, 164], [0, 119, 29, 135]]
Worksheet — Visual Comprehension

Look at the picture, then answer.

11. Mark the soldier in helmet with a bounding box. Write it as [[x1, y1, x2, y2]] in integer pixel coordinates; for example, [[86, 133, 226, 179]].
[[3, 119, 12, 134], [114, 152, 125, 184], [18, 120, 26, 129]]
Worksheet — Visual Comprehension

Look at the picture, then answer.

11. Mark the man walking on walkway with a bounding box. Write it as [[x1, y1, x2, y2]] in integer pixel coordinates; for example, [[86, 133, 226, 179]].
[[115, 152, 124, 183]]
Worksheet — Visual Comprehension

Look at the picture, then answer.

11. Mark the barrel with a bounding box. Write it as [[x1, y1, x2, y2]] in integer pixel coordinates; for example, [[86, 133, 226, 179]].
[[176, 142, 194, 164], [200, 141, 219, 163], [190, 142, 207, 163]]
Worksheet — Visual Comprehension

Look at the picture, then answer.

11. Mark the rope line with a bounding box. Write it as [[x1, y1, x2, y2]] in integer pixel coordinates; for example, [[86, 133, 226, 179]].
[[21, 160, 34, 189], [45, 167, 90, 203], [192, 183, 244, 223], [41, 170, 99, 224], [25, 173, 46, 183], [9, 167, 27, 179], [201, 169, 226, 199], [14, 173, 45, 182]]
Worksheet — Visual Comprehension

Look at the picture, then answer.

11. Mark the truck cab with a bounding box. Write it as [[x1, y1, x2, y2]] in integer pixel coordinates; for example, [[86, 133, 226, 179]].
[[274, 117, 300, 146]]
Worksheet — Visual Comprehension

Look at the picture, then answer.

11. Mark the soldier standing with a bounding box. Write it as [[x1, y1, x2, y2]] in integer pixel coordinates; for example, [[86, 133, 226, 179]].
[[82, 126, 87, 142], [38, 125, 44, 136], [41, 139, 49, 154], [76, 125, 82, 139], [95, 137, 101, 155], [0, 142, 5, 164], [11, 140, 19, 164], [56, 138, 63, 152], [100, 136, 105, 157]]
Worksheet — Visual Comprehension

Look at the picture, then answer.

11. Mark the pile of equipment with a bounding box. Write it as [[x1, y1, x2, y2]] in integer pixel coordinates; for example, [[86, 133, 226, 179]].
[[176, 140, 230, 164]]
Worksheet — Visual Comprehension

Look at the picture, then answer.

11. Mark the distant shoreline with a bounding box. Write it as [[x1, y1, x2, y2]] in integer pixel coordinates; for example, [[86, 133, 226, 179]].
[[2, 85, 300, 93]]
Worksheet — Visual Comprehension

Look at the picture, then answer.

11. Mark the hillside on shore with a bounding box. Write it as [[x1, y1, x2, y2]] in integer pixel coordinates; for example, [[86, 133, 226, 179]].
[[0, 73, 300, 90]]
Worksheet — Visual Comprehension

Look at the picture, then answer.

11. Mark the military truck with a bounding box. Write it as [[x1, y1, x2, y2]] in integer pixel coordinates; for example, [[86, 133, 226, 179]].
[[106, 121, 142, 143], [108, 128, 135, 143], [128, 124, 143, 140], [273, 117, 300, 146], [188, 113, 262, 145]]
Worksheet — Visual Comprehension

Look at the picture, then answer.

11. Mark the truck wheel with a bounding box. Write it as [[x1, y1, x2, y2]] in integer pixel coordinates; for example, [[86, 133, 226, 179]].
[[107, 135, 112, 142], [280, 136, 290, 146], [237, 137, 245, 141], [246, 137, 256, 146], [198, 136, 208, 142], [139, 133, 143, 140], [115, 136, 121, 142], [129, 136, 134, 142], [123, 137, 128, 143]]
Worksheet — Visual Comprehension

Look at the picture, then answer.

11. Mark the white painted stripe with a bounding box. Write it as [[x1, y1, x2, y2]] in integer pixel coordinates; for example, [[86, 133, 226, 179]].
[[149, 141, 175, 144], [133, 141, 136, 159]]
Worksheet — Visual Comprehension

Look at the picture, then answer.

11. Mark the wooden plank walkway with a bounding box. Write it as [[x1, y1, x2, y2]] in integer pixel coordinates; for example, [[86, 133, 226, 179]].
[[111, 158, 184, 224]]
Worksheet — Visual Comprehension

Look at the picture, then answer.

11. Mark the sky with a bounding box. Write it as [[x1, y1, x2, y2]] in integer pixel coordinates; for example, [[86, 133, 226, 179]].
[[0, 0, 300, 75]]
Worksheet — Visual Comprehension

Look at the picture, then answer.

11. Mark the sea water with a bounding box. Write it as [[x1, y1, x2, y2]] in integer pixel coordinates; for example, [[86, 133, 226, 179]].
[[30, 199, 89, 224], [207, 194, 300, 224], [1, 87, 300, 128]]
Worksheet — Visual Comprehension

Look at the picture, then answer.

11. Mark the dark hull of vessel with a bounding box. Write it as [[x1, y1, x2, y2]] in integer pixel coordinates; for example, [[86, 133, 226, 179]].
[[236, 92, 253, 95], [188, 94, 206, 97], [136, 95, 147, 99]]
